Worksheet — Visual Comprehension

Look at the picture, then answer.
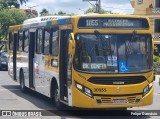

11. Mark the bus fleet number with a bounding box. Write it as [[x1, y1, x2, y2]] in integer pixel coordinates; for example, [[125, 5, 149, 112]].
[[86, 20, 98, 27], [93, 88, 107, 92]]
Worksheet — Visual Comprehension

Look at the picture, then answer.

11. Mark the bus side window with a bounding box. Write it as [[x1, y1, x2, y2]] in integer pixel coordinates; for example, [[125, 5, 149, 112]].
[[9, 32, 14, 50], [36, 29, 43, 54], [44, 27, 50, 55], [18, 30, 24, 51], [51, 28, 59, 56], [24, 30, 29, 52]]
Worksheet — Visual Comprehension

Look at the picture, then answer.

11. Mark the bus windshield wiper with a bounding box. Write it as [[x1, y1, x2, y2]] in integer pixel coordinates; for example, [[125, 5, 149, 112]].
[[94, 30, 113, 65], [125, 30, 137, 62]]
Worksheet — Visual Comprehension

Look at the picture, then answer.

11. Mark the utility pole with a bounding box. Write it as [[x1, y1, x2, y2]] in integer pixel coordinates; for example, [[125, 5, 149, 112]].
[[83, 0, 101, 13]]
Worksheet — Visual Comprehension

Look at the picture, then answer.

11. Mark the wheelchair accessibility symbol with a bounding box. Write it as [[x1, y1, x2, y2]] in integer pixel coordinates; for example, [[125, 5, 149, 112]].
[[119, 62, 128, 72]]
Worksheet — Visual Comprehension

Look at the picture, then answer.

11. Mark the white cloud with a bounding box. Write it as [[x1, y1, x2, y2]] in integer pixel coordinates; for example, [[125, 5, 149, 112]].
[[20, 0, 134, 15], [102, 3, 134, 14]]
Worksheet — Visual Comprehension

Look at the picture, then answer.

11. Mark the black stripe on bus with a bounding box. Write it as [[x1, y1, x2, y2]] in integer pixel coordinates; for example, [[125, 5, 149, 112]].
[[93, 93, 143, 97]]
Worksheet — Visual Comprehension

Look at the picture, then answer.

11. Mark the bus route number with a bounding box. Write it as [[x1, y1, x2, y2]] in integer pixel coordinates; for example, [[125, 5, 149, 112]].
[[86, 20, 98, 27]]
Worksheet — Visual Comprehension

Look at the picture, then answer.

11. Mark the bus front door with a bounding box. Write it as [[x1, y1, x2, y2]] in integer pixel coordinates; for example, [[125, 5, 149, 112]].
[[59, 29, 71, 103], [29, 32, 35, 88]]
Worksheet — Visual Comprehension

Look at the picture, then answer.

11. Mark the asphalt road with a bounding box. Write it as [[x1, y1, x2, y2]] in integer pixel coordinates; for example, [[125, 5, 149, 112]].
[[0, 70, 160, 119]]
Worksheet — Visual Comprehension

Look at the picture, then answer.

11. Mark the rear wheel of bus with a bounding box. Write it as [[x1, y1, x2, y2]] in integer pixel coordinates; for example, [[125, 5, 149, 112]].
[[20, 70, 28, 93]]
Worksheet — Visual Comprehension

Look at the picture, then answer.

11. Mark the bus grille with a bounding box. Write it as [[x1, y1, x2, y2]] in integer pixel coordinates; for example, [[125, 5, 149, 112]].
[[88, 76, 146, 85], [127, 97, 136, 103], [101, 97, 112, 103]]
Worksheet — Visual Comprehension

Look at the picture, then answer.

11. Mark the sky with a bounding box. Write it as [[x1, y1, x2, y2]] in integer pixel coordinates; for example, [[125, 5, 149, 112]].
[[20, 0, 134, 15]]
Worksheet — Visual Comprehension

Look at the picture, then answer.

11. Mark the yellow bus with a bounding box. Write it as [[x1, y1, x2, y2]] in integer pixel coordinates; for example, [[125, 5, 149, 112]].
[[8, 14, 154, 109]]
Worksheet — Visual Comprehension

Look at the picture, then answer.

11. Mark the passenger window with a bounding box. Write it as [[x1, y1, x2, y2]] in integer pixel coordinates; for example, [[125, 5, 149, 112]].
[[24, 30, 29, 52], [44, 28, 50, 55], [51, 28, 59, 56], [18, 30, 24, 51], [9, 32, 14, 50], [36, 29, 43, 54]]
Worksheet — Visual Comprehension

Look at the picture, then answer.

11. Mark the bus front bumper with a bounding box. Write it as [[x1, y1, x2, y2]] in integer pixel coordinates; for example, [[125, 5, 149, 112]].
[[72, 86, 153, 108]]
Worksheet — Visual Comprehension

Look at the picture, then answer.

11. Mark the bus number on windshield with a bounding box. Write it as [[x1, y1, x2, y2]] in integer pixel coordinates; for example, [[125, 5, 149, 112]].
[[86, 20, 98, 27]]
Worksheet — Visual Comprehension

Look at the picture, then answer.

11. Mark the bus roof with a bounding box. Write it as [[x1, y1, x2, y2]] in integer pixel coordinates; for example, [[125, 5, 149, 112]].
[[9, 14, 149, 29], [72, 14, 148, 19], [23, 16, 71, 25]]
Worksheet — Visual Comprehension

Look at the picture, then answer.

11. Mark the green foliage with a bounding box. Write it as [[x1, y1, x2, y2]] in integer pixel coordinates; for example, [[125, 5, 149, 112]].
[[0, 0, 28, 9], [153, 55, 160, 74], [18, 0, 28, 5], [40, 8, 49, 16], [85, 7, 108, 14], [154, 44, 160, 56], [57, 11, 67, 15], [0, 8, 28, 38], [52, 11, 74, 16]]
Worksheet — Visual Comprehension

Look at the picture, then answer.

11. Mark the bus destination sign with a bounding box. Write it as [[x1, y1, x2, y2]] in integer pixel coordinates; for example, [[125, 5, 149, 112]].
[[78, 17, 149, 29]]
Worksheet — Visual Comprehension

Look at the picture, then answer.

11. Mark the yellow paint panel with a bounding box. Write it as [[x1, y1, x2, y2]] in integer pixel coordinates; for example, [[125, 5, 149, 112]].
[[59, 24, 72, 30], [9, 25, 23, 31]]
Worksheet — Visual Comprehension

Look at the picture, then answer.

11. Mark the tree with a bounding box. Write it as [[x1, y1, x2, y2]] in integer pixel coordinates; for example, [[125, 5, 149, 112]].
[[0, 0, 19, 9], [53, 11, 74, 16], [19, 0, 28, 5], [85, 7, 109, 14], [0, 0, 8, 9], [0, 8, 28, 39], [0, 0, 28, 9], [6, 0, 20, 8], [57, 11, 66, 15], [40, 8, 49, 16]]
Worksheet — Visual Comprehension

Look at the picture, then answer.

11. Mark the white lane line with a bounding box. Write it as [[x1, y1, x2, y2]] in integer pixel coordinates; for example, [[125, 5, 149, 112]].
[[0, 89, 20, 91]]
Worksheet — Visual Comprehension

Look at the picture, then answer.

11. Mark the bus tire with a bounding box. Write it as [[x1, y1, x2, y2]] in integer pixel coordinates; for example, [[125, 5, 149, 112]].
[[20, 70, 28, 93], [52, 84, 63, 109]]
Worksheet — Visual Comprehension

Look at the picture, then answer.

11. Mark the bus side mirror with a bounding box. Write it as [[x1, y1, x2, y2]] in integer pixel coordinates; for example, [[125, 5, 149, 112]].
[[68, 33, 75, 63], [68, 33, 75, 55]]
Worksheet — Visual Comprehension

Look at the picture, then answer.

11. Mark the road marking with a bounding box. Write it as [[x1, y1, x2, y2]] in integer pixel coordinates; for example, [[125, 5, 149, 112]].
[[0, 99, 17, 100], [154, 93, 160, 96]]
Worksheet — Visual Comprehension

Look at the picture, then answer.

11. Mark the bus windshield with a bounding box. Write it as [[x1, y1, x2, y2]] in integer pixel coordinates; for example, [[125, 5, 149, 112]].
[[74, 33, 153, 73]]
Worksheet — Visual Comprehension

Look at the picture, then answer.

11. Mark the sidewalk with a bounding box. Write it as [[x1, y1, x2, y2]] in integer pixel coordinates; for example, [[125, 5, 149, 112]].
[[155, 75, 160, 82]]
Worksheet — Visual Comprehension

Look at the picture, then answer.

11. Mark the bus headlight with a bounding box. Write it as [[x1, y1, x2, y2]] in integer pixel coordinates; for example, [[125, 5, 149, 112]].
[[76, 83, 83, 91], [84, 87, 92, 97], [143, 82, 153, 97], [75, 81, 93, 98], [149, 82, 153, 88]]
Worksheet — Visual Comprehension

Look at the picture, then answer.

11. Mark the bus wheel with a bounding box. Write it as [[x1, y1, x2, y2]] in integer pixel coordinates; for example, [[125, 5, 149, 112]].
[[52, 85, 63, 109], [20, 71, 28, 93]]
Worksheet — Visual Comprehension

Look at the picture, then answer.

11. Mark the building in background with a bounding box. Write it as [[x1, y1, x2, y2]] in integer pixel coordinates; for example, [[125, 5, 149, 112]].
[[23, 9, 38, 16], [131, 0, 160, 44]]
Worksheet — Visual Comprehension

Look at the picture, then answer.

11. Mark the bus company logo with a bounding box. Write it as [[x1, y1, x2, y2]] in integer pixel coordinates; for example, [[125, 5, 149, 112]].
[[116, 87, 120, 93]]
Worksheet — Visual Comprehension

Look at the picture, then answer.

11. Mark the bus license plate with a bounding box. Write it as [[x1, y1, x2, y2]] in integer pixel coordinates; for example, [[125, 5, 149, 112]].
[[113, 99, 126, 104]]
